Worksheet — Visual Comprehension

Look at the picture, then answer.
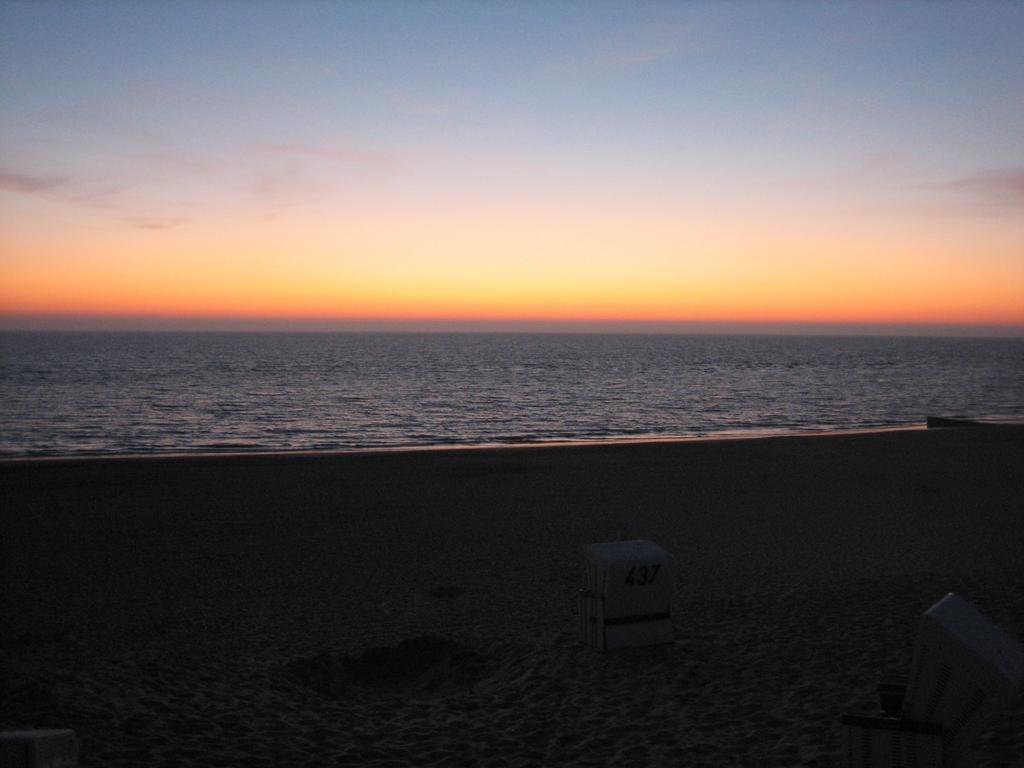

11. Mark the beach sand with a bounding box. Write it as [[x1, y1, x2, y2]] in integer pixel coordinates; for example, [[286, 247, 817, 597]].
[[2, 427, 1023, 767]]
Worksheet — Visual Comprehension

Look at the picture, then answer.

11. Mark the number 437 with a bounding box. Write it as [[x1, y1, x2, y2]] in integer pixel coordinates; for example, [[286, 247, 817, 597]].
[[625, 564, 660, 586]]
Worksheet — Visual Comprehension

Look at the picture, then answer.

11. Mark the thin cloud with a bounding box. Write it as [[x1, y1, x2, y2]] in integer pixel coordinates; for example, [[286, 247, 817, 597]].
[[945, 169, 1024, 206], [241, 140, 404, 218], [247, 160, 335, 220], [254, 142, 396, 169], [0, 162, 185, 225], [397, 101, 459, 118], [0, 135, 401, 227], [123, 215, 186, 230], [810, 161, 1024, 216], [251, 161, 301, 197], [62, 180, 131, 211], [141, 151, 225, 174], [808, 153, 925, 188], [0, 168, 73, 194], [0, 165, 126, 209], [555, 23, 709, 76]]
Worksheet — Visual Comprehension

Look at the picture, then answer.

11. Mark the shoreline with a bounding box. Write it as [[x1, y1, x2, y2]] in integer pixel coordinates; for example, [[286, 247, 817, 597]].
[[0, 422, 940, 464]]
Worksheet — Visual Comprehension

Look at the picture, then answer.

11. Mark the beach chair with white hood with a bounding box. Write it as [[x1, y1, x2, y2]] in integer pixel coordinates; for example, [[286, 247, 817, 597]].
[[842, 592, 1024, 768]]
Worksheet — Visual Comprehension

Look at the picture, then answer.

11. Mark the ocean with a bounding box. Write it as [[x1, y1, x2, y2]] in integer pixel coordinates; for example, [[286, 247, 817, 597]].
[[0, 332, 1021, 457]]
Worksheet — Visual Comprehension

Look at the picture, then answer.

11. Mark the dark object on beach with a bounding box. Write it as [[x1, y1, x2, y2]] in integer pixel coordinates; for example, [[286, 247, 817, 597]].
[[290, 635, 491, 700], [0, 729, 79, 768], [876, 680, 908, 718], [841, 593, 1024, 767], [342, 636, 472, 687], [925, 416, 988, 429]]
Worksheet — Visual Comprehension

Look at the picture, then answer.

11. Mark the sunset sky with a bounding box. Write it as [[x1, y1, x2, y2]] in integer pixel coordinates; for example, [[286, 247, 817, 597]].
[[1, 1, 1022, 334]]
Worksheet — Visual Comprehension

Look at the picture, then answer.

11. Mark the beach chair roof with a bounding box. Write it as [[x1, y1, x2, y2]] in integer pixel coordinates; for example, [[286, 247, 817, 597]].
[[584, 540, 671, 565], [924, 593, 1024, 688]]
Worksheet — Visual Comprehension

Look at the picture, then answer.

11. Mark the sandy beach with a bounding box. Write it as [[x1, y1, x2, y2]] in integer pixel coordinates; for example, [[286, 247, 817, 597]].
[[2, 427, 1023, 767]]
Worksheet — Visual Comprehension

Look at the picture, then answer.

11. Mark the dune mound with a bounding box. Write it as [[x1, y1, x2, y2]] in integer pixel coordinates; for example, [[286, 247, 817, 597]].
[[291, 635, 493, 700]]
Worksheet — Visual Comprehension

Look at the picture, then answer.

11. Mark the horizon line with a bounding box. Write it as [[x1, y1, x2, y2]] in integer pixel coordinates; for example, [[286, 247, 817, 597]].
[[1, 314, 1022, 338]]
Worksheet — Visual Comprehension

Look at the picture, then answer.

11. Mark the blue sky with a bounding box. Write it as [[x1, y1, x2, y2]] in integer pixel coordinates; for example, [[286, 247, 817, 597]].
[[4, 2, 1019, 177]]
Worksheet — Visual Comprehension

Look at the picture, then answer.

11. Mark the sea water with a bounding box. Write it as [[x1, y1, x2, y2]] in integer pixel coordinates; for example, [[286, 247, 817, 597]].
[[0, 332, 1021, 456]]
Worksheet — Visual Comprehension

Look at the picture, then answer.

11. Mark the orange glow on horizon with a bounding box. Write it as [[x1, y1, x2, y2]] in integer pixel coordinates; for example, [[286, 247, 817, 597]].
[[4, 287, 1022, 329], [3, 204, 1023, 329]]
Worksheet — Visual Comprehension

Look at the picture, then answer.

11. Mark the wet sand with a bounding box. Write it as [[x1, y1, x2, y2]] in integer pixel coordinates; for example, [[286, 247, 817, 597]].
[[2, 427, 1023, 766]]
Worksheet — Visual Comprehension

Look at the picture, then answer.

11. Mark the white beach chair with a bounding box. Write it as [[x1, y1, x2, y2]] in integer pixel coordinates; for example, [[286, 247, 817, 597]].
[[578, 540, 674, 650], [901, 593, 1024, 765], [0, 729, 78, 768], [842, 593, 1024, 768]]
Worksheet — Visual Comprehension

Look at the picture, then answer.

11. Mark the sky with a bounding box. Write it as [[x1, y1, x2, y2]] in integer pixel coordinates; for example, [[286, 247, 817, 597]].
[[1, 1, 1022, 334]]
